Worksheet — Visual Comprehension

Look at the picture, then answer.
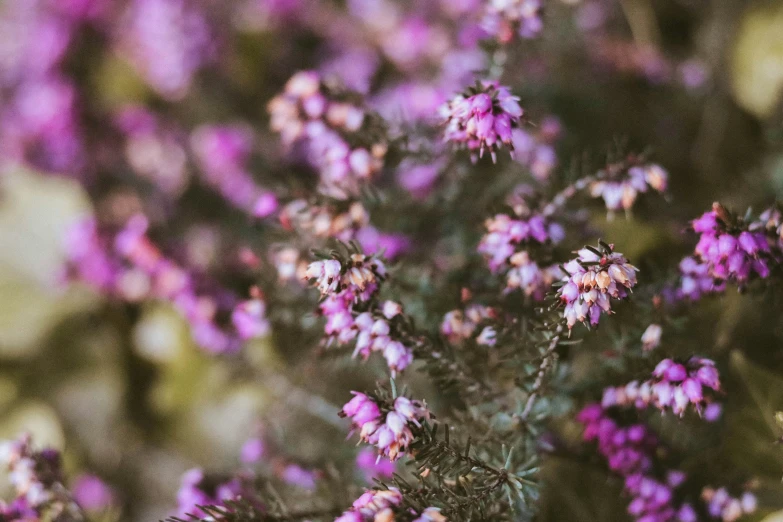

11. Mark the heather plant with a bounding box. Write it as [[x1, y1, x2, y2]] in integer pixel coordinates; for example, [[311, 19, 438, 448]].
[[0, 1, 782, 522]]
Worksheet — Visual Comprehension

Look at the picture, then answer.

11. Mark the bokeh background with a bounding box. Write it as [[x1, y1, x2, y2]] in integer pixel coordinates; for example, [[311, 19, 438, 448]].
[[1, 0, 783, 520]]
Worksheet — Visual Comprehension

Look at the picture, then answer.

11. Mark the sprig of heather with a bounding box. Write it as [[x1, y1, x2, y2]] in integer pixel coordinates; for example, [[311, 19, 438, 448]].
[[64, 215, 270, 354], [0, 434, 85, 521], [588, 161, 668, 216], [268, 71, 388, 199], [556, 242, 638, 331], [440, 80, 524, 163], [601, 357, 722, 418], [541, 154, 668, 217], [340, 392, 431, 462], [305, 246, 419, 374]]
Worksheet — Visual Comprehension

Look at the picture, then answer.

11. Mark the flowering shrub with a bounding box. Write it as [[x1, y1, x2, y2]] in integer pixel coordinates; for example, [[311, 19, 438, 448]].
[[0, 1, 782, 521]]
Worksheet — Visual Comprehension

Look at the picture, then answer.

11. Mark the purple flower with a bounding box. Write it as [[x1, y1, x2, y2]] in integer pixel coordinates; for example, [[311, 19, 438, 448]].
[[442, 81, 523, 162], [557, 245, 638, 330], [687, 207, 776, 288], [589, 163, 668, 215]]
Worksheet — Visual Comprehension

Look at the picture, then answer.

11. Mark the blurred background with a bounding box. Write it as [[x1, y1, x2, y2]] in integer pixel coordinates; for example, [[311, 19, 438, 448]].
[[1, 0, 783, 520]]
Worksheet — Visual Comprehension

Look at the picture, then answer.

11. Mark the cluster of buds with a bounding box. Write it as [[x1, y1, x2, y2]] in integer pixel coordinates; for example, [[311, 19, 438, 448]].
[[0, 434, 84, 521], [690, 204, 775, 284], [341, 393, 431, 462], [481, 0, 543, 42], [578, 407, 700, 522], [190, 124, 279, 218], [268, 71, 388, 199], [281, 200, 369, 242], [479, 207, 565, 298], [441, 304, 498, 346], [441, 81, 524, 162], [352, 306, 414, 375], [64, 215, 270, 353], [701, 487, 757, 522], [306, 251, 412, 374], [557, 243, 638, 330], [578, 405, 658, 476], [588, 161, 668, 215], [479, 212, 564, 272], [511, 116, 561, 181], [601, 357, 722, 418], [306, 254, 387, 302]]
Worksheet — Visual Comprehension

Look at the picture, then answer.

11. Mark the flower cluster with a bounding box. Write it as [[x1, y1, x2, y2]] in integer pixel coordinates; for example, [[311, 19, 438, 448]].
[[481, 0, 544, 43], [0, 433, 83, 520], [190, 124, 279, 218], [335, 488, 446, 522], [306, 255, 414, 374], [441, 304, 498, 345], [577, 406, 756, 522], [702, 486, 758, 522], [441, 81, 524, 162], [578, 404, 692, 521], [352, 308, 415, 374], [306, 254, 387, 302], [268, 71, 388, 199], [341, 393, 431, 461], [557, 244, 638, 330], [589, 162, 668, 215], [601, 357, 722, 417], [64, 215, 270, 353], [479, 212, 564, 273], [478, 206, 565, 298], [690, 206, 774, 284]]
